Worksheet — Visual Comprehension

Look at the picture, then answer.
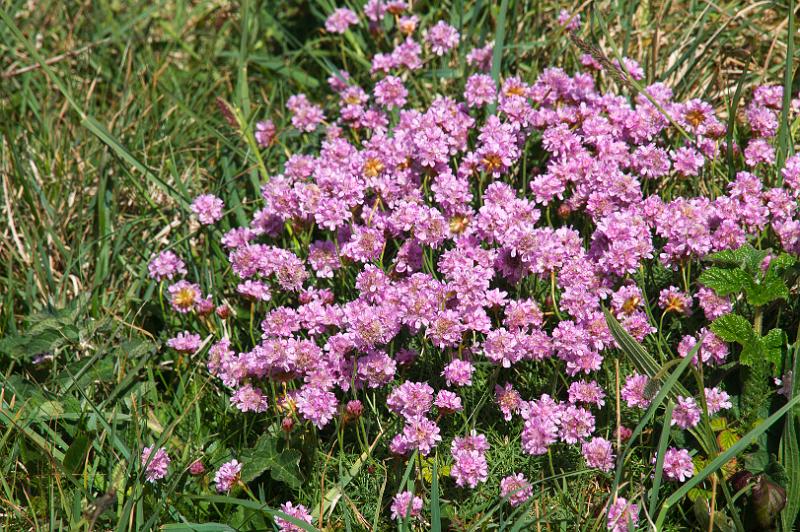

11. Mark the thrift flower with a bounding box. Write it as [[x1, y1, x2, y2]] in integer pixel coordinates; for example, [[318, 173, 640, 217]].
[[141, 446, 169, 482]]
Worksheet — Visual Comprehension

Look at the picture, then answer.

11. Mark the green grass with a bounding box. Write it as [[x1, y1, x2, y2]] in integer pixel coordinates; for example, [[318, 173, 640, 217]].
[[1, 0, 798, 530]]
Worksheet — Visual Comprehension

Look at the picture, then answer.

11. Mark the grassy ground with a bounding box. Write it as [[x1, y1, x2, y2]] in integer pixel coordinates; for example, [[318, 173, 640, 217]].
[[0, 0, 797, 530]]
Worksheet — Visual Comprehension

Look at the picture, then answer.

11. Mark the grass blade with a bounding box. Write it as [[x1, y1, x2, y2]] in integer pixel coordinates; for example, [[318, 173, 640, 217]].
[[648, 401, 674, 518], [431, 455, 442, 532]]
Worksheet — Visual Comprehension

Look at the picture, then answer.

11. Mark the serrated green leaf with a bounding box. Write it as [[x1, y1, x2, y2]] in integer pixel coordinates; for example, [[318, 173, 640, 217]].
[[767, 253, 796, 272], [764, 458, 788, 488], [763, 328, 786, 369], [717, 430, 740, 452], [740, 337, 766, 367], [710, 314, 756, 344], [240, 435, 302, 489], [746, 275, 790, 306], [710, 417, 728, 432], [706, 244, 767, 273], [698, 267, 751, 296]]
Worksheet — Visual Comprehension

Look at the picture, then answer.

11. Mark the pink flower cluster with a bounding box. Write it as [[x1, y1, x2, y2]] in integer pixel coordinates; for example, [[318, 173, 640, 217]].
[[147, 3, 800, 526]]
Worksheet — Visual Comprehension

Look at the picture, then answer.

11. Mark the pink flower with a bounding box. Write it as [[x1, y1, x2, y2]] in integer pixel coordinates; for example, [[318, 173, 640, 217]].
[[374, 76, 407, 108], [450, 449, 488, 488], [607, 497, 639, 532], [622, 373, 653, 409], [434, 390, 462, 413], [464, 74, 496, 107], [167, 280, 202, 314], [255, 120, 276, 147], [658, 286, 692, 315], [148, 250, 187, 281], [191, 194, 224, 225], [696, 287, 731, 320], [325, 8, 358, 34], [442, 359, 475, 387], [275, 501, 313, 531], [387, 381, 434, 420], [744, 138, 775, 166], [704, 387, 732, 415], [296, 385, 338, 429], [582, 437, 615, 472], [672, 396, 701, 429], [401, 415, 442, 455], [557, 9, 580, 31], [167, 331, 201, 353], [500, 473, 532, 506], [424, 21, 459, 55], [230, 384, 269, 413], [568, 380, 606, 408], [659, 447, 694, 482], [141, 446, 170, 482], [466, 41, 493, 71], [495, 383, 522, 421], [188, 459, 205, 475], [391, 491, 423, 520], [287, 94, 325, 132], [214, 459, 241, 492]]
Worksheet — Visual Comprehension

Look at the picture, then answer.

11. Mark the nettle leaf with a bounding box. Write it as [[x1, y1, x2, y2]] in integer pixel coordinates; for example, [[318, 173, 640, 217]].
[[698, 267, 751, 297], [745, 275, 789, 306], [761, 328, 785, 370], [710, 314, 756, 345], [706, 244, 768, 273], [740, 337, 766, 367], [240, 434, 302, 489], [766, 252, 796, 273]]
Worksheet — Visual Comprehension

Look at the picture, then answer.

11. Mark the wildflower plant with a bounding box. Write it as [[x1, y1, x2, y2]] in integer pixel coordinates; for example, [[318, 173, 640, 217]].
[[137, 2, 800, 529]]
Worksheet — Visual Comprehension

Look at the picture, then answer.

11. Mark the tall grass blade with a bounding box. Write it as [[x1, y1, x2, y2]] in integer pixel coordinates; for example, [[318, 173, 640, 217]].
[[431, 456, 442, 532]]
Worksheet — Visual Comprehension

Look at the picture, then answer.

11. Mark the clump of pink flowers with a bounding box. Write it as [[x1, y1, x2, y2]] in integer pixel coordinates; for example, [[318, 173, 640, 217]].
[[146, 2, 800, 526]]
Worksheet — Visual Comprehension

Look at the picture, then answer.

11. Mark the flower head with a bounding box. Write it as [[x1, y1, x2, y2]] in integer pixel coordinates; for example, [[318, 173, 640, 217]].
[[191, 194, 224, 225], [214, 459, 242, 492], [141, 446, 170, 482]]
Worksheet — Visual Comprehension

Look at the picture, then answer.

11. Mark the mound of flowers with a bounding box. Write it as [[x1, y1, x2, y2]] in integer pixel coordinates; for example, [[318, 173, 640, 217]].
[[144, 2, 799, 529]]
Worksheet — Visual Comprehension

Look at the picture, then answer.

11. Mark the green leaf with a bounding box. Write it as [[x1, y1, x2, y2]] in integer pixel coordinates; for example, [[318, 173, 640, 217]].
[[240, 434, 302, 489], [766, 253, 796, 273], [698, 267, 751, 296], [706, 244, 767, 273], [780, 337, 800, 532], [710, 314, 756, 345], [63, 434, 90, 474], [763, 328, 786, 369], [431, 456, 441, 532], [764, 458, 789, 488], [741, 337, 766, 367], [746, 276, 790, 306]]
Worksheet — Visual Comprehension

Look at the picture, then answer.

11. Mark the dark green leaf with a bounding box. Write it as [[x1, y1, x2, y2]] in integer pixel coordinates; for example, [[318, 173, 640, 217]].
[[746, 276, 789, 306], [706, 245, 767, 273], [63, 434, 90, 474], [698, 267, 751, 297], [710, 314, 756, 345], [240, 435, 302, 489]]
